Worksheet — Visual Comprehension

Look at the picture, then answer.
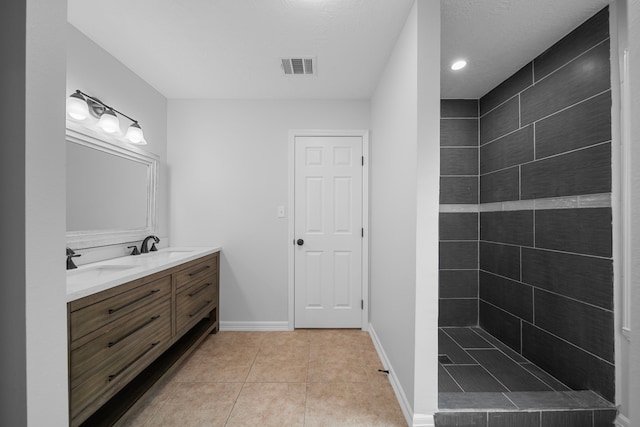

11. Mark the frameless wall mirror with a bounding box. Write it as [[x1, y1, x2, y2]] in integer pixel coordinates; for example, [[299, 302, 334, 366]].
[[66, 122, 158, 249]]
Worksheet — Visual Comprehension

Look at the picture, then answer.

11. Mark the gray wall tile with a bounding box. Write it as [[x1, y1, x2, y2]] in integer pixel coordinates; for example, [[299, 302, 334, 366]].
[[479, 242, 520, 280], [480, 63, 533, 116], [480, 126, 534, 174], [440, 241, 478, 269], [439, 299, 478, 327], [480, 210, 533, 246], [521, 323, 615, 402], [521, 41, 610, 125], [534, 289, 614, 362], [440, 212, 478, 241], [521, 248, 613, 310], [441, 148, 479, 175], [479, 301, 521, 354], [441, 99, 479, 118], [480, 96, 519, 144], [440, 270, 478, 298], [535, 91, 611, 159], [535, 208, 612, 257], [441, 119, 479, 147], [441, 177, 479, 204], [534, 7, 609, 81], [521, 143, 611, 200], [480, 167, 519, 203], [479, 271, 533, 322]]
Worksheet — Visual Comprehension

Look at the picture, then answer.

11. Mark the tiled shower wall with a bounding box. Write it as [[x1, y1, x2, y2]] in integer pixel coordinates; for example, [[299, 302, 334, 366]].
[[478, 7, 614, 401], [439, 100, 479, 326]]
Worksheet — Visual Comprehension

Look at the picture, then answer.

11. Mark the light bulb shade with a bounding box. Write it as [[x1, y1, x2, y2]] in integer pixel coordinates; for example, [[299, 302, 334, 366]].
[[66, 92, 89, 120], [125, 122, 146, 144], [98, 109, 120, 133]]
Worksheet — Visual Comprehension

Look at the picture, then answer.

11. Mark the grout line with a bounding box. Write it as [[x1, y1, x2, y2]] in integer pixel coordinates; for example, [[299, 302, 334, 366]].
[[479, 240, 613, 261], [479, 38, 610, 120], [479, 269, 614, 312], [532, 38, 610, 86], [464, 347, 513, 392], [479, 139, 611, 177], [479, 88, 611, 148]]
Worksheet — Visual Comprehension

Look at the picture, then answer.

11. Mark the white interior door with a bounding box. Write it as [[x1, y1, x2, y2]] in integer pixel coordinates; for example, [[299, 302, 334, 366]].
[[294, 136, 363, 328]]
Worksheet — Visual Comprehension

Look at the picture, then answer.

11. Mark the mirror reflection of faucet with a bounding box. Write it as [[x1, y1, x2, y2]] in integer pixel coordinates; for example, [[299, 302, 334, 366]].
[[140, 235, 160, 254], [66, 247, 81, 269]]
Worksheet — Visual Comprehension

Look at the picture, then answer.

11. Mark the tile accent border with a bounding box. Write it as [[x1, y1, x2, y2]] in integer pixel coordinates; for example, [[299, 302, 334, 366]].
[[441, 193, 611, 213]]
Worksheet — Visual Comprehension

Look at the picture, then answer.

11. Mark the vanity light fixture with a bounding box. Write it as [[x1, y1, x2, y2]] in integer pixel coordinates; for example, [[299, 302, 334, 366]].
[[66, 90, 147, 145], [451, 60, 467, 71]]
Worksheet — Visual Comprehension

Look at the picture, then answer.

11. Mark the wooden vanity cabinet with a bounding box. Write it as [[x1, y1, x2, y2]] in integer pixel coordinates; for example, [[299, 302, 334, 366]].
[[68, 252, 219, 427]]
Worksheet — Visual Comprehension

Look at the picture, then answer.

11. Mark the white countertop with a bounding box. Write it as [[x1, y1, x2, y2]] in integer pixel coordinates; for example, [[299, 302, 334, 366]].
[[66, 246, 221, 302]]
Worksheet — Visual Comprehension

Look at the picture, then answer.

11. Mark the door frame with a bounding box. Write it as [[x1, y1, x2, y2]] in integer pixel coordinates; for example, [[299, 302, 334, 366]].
[[288, 129, 370, 331]]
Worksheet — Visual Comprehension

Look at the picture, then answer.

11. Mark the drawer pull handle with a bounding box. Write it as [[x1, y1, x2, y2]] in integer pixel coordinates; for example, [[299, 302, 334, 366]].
[[189, 300, 213, 318], [108, 289, 160, 314], [188, 265, 210, 277], [108, 341, 159, 382], [108, 316, 160, 348], [188, 283, 211, 297]]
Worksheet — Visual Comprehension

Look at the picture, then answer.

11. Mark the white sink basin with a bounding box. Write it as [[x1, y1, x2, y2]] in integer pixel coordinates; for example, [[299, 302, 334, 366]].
[[67, 264, 137, 281], [140, 250, 194, 260]]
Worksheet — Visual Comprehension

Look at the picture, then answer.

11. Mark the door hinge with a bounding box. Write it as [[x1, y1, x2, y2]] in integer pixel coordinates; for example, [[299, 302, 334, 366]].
[[361, 228, 364, 238], [361, 299, 364, 310], [362, 156, 364, 166]]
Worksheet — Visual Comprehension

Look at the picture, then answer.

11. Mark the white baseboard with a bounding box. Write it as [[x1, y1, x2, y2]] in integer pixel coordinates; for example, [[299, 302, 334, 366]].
[[615, 413, 630, 427], [369, 323, 431, 427], [412, 413, 435, 427], [219, 321, 289, 331]]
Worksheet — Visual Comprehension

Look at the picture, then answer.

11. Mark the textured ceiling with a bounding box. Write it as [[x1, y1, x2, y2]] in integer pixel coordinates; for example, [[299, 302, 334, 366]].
[[68, 0, 611, 100], [441, 0, 610, 99], [67, 0, 414, 99]]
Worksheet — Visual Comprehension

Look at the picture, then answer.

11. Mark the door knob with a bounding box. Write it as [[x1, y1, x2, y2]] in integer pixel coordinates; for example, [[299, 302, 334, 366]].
[[296, 239, 304, 246]]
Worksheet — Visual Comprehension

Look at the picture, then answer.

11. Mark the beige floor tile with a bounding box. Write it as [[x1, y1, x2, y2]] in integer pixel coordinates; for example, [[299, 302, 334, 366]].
[[173, 357, 253, 383], [246, 359, 308, 383], [307, 358, 369, 383], [225, 383, 306, 427], [256, 344, 310, 364], [116, 330, 406, 427], [144, 382, 241, 427], [305, 382, 376, 427]]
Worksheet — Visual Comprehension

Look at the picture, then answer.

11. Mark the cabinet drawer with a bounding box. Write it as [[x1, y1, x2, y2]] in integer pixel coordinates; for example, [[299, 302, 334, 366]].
[[175, 254, 218, 291], [176, 279, 217, 333], [70, 313, 171, 420], [70, 297, 170, 389], [70, 276, 171, 342]]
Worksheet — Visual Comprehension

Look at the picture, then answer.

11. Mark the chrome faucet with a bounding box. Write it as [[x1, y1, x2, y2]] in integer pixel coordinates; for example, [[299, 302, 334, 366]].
[[66, 247, 81, 270], [140, 235, 160, 253]]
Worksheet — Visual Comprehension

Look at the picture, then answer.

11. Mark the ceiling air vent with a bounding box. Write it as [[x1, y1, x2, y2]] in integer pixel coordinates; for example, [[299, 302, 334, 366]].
[[281, 57, 315, 75]]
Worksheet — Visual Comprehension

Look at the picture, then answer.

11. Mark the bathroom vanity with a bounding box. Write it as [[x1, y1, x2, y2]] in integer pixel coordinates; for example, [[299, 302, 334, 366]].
[[66, 247, 220, 426]]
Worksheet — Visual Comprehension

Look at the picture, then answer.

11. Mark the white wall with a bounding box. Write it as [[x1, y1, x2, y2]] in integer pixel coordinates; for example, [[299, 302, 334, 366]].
[[0, 0, 68, 425], [370, 1, 419, 415], [414, 0, 441, 422], [369, 1, 440, 423], [168, 99, 370, 324], [66, 24, 169, 262], [628, 0, 640, 423]]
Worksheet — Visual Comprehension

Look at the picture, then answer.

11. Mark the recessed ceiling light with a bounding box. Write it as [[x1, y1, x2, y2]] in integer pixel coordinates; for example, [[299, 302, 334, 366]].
[[451, 60, 467, 71]]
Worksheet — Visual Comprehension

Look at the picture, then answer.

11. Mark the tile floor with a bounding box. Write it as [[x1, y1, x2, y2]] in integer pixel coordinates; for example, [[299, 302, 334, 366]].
[[120, 329, 407, 427], [436, 327, 616, 427]]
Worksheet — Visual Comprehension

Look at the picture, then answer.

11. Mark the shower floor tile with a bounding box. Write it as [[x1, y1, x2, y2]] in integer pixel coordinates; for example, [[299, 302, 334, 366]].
[[438, 327, 616, 413], [438, 327, 567, 393]]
